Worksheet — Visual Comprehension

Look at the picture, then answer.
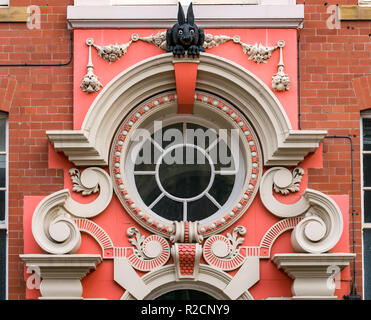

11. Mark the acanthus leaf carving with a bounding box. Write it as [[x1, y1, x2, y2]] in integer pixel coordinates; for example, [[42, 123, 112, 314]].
[[273, 167, 304, 195], [225, 226, 246, 259], [126, 227, 170, 271], [69, 168, 99, 196], [203, 226, 247, 271]]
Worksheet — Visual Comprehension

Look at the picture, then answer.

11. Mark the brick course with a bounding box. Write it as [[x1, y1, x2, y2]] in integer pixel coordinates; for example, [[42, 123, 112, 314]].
[[2, 0, 73, 300], [298, 0, 371, 298]]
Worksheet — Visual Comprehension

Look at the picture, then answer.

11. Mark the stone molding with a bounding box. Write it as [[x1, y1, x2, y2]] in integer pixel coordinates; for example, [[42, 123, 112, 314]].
[[260, 167, 344, 254], [19, 254, 102, 300], [120, 264, 254, 300], [271, 253, 355, 299], [66, 4, 304, 29], [31, 167, 112, 255], [47, 53, 326, 167]]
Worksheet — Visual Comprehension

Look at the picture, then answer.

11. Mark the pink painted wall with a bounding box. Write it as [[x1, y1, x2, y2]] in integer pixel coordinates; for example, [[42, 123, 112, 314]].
[[23, 27, 352, 300]]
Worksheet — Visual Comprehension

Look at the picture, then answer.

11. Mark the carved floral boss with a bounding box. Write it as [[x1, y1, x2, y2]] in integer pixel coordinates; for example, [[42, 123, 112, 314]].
[[80, 34, 290, 94]]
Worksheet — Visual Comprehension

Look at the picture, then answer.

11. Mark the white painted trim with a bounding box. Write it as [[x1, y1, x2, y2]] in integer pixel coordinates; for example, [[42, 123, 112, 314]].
[[0, 0, 9, 7], [359, 0, 371, 7], [121, 264, 254, 300], [359, 113, 371, 299], [74, 0, 295, 6], [66, 4, 304, 29]]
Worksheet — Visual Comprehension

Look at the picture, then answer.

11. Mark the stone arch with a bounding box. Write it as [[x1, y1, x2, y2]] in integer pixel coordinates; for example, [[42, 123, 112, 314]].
[[47, 52, 325, 167], [121, 264, 253, 300]]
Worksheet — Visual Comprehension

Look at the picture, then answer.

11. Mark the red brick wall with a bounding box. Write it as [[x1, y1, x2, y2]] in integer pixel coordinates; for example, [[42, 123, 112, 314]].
[[1, 0, 73, 299], [298, 0, 371, 298], [2, 0, 370, 299]]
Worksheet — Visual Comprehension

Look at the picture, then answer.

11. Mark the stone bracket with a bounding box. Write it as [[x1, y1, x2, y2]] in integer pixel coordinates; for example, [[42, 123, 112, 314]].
[[171, 243, 203, 281], [19, 254, 102, 300], [271, 253, 355, 299]]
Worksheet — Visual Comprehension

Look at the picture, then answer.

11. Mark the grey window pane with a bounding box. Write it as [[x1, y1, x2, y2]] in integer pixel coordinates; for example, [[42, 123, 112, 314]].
[[363, 118, 371, 151], [0, 191, 4, 221], [0, 119, 5, 152], [363, 154, 371, 187], [364, 229, 371, 300], [0, 155, 5, 188], [209, 174, 235, 206], [152, 197, 183, 221], [135, 175, 162, 207], [365, 191, 371, 223], [159, 146, 211, 199], [0, 229, 5, 300], [156, 289, 215, 300], [187, 196, 218, 221]]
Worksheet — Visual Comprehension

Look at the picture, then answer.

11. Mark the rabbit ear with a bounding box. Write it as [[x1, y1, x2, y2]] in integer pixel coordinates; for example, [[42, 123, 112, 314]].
[[177, 2, 186, 25], [186, 2, 194, 25]]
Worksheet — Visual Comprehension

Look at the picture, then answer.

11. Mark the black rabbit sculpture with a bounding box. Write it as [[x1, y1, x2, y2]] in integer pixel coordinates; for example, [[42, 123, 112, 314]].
[[166, 2, 205, 57]]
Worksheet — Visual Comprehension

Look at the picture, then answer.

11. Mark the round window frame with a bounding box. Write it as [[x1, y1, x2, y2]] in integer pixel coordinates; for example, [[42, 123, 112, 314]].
[[109, 91, 262, 239], [125, 115, 247, 224]]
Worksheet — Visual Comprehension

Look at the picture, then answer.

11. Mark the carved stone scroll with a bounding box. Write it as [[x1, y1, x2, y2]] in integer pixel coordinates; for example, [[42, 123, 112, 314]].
[[31, 167, 112, 254], [260, 167, 343, 254]]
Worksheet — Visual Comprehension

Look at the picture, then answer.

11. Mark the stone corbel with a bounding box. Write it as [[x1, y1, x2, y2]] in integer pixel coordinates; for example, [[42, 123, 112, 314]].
[[271, 253, 355, 300], [32, 167, 113, 254], [19, 254, 102, 300], [260, 167, 343, 254]]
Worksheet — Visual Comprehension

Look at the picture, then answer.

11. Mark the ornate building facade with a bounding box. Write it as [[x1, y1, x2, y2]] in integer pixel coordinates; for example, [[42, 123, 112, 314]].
[[0, 0, 371, 300]]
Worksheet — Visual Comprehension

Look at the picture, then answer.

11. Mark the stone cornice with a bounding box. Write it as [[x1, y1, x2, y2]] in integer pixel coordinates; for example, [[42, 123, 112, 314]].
[[66, 4, 304, 29]]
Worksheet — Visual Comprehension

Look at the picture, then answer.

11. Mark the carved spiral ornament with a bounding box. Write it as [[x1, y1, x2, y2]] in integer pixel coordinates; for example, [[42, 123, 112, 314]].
[[31, 167, 113, 254], [127, 227, 170, 271], [32, 190, 82, 254], [260, 167, 343, 254], [203, 226, 246, 271], [291, 190, 343, 254]]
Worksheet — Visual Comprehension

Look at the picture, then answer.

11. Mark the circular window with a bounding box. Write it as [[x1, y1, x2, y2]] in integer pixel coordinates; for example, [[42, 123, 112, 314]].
[[127, 122, 244, 223], [110, 91, 262, 238]]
